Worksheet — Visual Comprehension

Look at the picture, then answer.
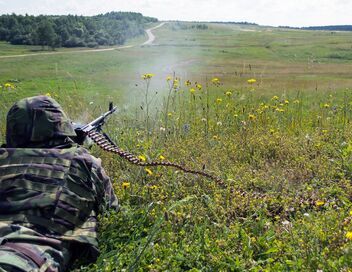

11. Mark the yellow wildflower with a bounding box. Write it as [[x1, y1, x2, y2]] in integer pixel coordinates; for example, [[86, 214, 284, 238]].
[[142, 73, 155, 80], [324, 103, 330, 108], [247, 78, 256, 84], [185, 80, 191, 86], [150, 185, 158, 190], [346, 231, 352, 240], [189, 88, 196, 94], [293, 100, 300, 104], [159, 155, 165, 160], [196, 83, 202, 90], [315, 200, 325, 207], [248, 114, 256, 120], [138, 155, 147, 162], [216, 98, 222, 103], [271, 95, 279, 101], [122, 182, 130, 189], [45, 92, 51, 97], [225, 91, 232, 96], [4, 83, 14, 89], [276, 108, 285, 113], [350, 210, 352, 216], [145, 168, 153, 176], [168, 112, 172, 117], [284, 100, 289, 104], [213, 135, 219, 140], [166, 75, 172, 81], [211, 78, 220, 85]]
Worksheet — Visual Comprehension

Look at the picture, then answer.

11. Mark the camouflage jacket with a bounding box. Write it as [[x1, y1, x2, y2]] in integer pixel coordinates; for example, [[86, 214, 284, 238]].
[[0, 144, 118, 266]]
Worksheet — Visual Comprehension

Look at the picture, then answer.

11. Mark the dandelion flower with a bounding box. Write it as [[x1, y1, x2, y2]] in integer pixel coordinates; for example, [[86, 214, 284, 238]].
[[122, 182, 130, 189], [196, 83, 202, 90], [185, 80, 191, 86], [315, 200, 325, 207], [138, 155, 147, 162], [247, 78, 256, 84], [225, 91, 232, 96], [145, 168, 153, 175], [189, 88, 196, 94], [346, 231, 352, 240], [159, 155, 165, 160]]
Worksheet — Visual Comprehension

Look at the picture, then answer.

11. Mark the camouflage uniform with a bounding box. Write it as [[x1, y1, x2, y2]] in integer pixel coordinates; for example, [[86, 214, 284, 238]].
[[0, 96, 118, 272]]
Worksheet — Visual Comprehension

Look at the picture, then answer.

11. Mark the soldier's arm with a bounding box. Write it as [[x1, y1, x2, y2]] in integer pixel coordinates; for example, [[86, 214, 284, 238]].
[[92, 158, 119, 212]]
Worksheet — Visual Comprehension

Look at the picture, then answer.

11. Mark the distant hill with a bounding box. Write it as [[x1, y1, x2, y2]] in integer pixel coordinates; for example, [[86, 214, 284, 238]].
[[0, 12, 158, 49]]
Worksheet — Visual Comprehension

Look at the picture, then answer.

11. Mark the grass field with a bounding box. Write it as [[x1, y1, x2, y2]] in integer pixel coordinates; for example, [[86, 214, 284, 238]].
[[1, 22, 352, 271]]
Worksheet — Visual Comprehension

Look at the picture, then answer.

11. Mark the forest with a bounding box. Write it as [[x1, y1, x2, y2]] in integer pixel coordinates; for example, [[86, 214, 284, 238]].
[[0, 12, 158, 49]]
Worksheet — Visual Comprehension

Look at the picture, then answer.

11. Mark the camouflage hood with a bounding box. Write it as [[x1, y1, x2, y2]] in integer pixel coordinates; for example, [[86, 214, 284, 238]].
[[6, 95, 76, 148]]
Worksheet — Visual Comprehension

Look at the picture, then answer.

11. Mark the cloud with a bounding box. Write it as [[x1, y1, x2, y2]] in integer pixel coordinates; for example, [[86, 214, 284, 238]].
[[1, 0, 352, 27]]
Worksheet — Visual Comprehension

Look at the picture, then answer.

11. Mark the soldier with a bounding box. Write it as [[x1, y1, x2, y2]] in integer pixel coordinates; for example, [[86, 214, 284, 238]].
[[0, 95, 118, 272]]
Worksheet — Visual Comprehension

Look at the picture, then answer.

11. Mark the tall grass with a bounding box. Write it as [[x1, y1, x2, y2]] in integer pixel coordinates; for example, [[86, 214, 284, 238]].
[[1, 73, 352, 271]]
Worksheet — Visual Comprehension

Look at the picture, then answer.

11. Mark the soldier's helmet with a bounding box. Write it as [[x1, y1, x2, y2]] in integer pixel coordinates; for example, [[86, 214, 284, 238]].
[[6, 95, 76, 148]]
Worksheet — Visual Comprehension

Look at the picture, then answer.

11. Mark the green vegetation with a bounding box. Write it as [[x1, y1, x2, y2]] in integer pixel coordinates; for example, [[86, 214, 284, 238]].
[[1, 22, 352, 271], [0, 12, 157, 49]]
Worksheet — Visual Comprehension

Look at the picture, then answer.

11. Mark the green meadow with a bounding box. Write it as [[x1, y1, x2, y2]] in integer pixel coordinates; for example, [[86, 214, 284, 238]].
[[1, 22, 352, 271]]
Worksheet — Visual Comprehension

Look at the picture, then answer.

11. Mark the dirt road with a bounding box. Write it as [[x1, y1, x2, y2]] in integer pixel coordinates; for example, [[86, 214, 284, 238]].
[[142, 22, 165, 45], [0, 22, 165, 59]]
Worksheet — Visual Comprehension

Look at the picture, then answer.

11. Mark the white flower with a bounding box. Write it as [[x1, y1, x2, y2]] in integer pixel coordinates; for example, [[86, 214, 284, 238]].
[[160, 127, 166, 132], [282, 220, 291, 226]]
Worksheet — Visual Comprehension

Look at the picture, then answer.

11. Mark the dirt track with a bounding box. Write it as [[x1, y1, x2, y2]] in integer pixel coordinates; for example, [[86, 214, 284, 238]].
[[0, 22, 165, 59]]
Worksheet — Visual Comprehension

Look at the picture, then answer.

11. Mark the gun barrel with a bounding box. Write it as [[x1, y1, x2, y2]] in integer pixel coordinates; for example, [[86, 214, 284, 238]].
[[81, 106, 118, 133]]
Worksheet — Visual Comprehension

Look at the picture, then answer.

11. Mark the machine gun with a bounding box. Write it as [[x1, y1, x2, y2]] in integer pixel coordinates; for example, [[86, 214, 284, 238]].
[[73, 102, 117, 145], [73, 102, 223, 185]]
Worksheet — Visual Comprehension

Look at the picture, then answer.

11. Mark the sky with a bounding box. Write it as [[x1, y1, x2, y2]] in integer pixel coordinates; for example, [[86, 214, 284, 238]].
[[0, 0, 351, 27]]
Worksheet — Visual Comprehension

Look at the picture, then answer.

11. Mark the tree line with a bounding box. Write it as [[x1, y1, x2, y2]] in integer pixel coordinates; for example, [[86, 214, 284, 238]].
[[279, 25, 352, 32], [0, 12, 158, 49]]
